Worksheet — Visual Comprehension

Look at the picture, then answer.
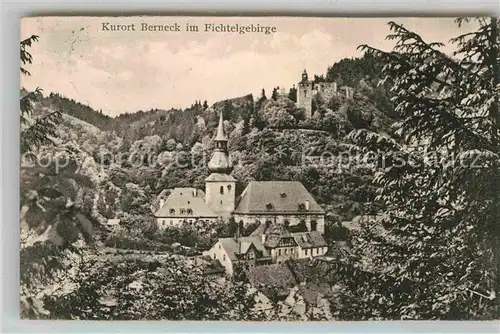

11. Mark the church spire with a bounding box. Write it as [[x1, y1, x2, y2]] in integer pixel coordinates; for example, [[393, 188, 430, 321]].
[[208, 111, 233, 174], [214, 109, 228, 141]]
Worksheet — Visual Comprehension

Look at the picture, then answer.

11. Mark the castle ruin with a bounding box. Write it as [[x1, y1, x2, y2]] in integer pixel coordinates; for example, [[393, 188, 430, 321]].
[[296, 69, 353, 118]]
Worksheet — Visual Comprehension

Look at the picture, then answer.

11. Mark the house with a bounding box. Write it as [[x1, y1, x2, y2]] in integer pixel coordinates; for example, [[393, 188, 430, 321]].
[[203, 221, 328, 275], [250, 222, 328, 263], [154, 188, 218, 229], [203, 235, 273, 275], [154, 110, 326, 233]]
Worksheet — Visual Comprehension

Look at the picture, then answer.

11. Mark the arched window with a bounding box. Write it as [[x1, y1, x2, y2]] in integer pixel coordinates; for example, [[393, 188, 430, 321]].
[[227, 185, 232, 191], [169, 209, 175, 215], [220, 186, 224, 194], [187, 208, 193, 215]]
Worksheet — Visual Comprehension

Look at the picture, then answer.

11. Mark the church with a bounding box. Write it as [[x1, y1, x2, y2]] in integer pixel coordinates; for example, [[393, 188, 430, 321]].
[[155, 111, 326, 234]]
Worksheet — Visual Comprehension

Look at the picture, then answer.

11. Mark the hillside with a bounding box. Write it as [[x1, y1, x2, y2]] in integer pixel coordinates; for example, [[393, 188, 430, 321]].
[[23, 54, 395, 237]]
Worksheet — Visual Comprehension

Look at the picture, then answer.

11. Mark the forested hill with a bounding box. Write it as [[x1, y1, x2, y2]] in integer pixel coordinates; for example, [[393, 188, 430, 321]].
[[43, 92, 114, 130], [35, 53, 393, 146], [24, 53, 396, 230]]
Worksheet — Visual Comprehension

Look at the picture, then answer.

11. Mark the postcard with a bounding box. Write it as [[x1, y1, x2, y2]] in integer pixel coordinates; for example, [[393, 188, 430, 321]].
[[19, 16, 500, 320]]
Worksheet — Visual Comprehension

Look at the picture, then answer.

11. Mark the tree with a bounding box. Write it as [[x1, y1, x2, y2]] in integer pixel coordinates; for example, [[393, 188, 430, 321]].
[[345, 18, 499, 319], [271, 87, 278, 101], [43, 257, 263, 320], [259, 88, 267, 102], [20, 35, 61, 153], [288, 85, 298, 102]]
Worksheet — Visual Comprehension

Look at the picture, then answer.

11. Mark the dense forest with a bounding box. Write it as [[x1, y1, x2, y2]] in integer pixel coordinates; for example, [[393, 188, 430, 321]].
[[19, 17, 500, 321]]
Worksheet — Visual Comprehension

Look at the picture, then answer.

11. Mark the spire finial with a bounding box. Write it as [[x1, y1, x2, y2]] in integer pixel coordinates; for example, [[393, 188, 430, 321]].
[[215, 110, 227, 141]]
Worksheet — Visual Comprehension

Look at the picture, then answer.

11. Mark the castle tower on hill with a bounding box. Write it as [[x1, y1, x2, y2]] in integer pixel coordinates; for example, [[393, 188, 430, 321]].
[[205, 111, 237, 217], [297, 69, 313, 119], [296, 69, 351, 119]]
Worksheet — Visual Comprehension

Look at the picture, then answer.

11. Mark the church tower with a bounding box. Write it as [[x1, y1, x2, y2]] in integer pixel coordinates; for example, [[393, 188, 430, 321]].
[[205, 111, 237, 217], [297, 69, 313, 119]]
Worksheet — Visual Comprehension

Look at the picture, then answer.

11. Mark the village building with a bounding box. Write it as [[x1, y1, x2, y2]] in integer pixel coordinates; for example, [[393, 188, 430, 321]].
[[154, 188, 218, 228], [154, 109, 327, 234], [203, 221, 328, 275], [233, 181, 325, 233]]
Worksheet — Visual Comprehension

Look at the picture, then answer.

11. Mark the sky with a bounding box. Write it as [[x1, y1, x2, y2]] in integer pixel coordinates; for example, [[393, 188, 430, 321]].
[[21, 17, 471, 117]]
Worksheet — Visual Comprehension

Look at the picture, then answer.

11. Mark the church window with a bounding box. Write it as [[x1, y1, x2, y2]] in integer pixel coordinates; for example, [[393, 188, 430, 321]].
[[220, 200, 223, 205], [284, 220, 290, 227], [187, 208, 193, 215], [213, 254, 216, 259], [278, 249, 281, 256], [227, 185, 232, 191], [280, 192, 287, 198], [223, 254, 226, 261], [180, 208, 186, 214], [220, 186, 224, 194], [305, 249, 308, 256], [219, 244, 221, 249], [170, 209, 175, 215], [284, 249, 288, 255], [266, 203, 273, 210], [170, 220, 173, 225]]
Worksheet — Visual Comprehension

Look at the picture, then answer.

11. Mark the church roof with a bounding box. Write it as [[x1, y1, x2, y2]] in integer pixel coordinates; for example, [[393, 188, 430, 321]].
[[205, 173, 237, 182], [214, 110, 228, 141], [208, 110, 233, 173], [234, 181, 325, 215], [155, 187, 218, 218]]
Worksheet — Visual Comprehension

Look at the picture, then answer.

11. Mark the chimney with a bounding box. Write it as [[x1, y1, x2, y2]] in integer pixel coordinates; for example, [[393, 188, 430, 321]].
[[159, 198, 165, 208], [261, 233, 266, 245], [305, 200, 310, 211], [193, 189, 197, 197]]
